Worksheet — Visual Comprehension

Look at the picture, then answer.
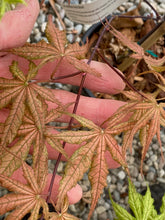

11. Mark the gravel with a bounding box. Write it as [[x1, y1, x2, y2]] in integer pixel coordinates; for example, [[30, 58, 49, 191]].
[[1, 0, 165, 219]]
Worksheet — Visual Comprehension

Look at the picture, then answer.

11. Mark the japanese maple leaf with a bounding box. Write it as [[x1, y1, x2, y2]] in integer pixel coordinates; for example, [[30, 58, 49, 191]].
[[52, 113, 129, 220], [110, 178, 165, 220], [0, 60, 60, 151], [0, 103, 69, 177], [6, 15, 101, 79], [0, 162, 49, 220], [108, 25, 165, 70], [116, 91, 165, 173]]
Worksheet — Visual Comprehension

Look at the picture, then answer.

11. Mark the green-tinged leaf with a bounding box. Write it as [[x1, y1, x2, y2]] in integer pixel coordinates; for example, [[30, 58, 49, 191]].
[[0, 130, 37, 176], [0, 89, 26, 146], [110, 179, 165, 220], [9, 61, 26, 81], [56, 140, 98, 211], [128, 179, 143, 219], [142, 186, 154, 220], [160, 193, 165, 214], [109, 191, 135, 220], [88, 136, 108, 220], [46, 135, 69, 160]]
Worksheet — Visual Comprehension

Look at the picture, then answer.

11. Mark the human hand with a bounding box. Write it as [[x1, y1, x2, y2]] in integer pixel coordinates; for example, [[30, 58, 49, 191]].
[[0, 0, 125, 205]]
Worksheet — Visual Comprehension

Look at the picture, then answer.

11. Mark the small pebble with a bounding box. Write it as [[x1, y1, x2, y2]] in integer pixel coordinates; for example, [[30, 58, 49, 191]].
[[113, 190, 120, 202], [96, 206, 106, 215], [146, 172, 156, 181], [117, 170, 126, 180], [74, 24, 83, 35]]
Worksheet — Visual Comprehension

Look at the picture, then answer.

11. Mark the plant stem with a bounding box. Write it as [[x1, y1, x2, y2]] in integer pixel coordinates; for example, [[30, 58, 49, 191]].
[[44, 17, 114, 212], [96, 49, 147, 99], [143, 0, 161, 20]]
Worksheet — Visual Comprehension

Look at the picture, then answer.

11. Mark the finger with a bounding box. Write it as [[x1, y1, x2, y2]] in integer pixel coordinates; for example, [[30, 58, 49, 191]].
[[0, 88, 125, 126], [11, 168, 82, 204], [41, 142, 121, 169], [46, 89, 125, 125], [0, 55, 125, 94], [0, 0, 39, 50]]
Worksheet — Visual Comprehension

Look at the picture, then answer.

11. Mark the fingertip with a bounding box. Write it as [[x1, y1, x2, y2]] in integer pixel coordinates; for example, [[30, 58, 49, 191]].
[[67, 184, 83, 204], [44, 174, 82, 205]]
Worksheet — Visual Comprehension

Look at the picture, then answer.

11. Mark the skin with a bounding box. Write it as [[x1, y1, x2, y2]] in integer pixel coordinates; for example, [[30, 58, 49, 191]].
[[0, 0, 126, 205]]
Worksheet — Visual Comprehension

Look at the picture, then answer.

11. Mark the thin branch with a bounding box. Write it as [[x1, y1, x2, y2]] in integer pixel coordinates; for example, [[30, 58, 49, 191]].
[[143, 0, 161, 20], [96, 49, 147, 99], [44, 16, 114, 208]]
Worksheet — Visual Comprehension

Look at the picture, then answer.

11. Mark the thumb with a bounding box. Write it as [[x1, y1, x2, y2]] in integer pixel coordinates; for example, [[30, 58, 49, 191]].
[[0, 0, 39, 50]]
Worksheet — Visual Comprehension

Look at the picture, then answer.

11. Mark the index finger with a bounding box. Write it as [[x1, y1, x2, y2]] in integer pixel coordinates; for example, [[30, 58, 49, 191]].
[[0, 55, 125, 94]]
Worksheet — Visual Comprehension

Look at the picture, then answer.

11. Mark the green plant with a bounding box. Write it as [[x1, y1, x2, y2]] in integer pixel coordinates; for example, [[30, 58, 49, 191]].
[[109, 179, 165, 220], [0, 0, 165, 219]]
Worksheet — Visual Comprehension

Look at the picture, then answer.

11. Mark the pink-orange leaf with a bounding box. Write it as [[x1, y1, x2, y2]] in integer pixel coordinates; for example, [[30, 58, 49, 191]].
[[54, 113, 127, 217], [6, 16, 101, 79], [0, 162, 48, 219]]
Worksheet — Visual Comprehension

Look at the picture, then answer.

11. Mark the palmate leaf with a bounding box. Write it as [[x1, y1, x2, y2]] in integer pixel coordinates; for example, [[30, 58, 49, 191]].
[[6, 15, 101, 79], [0, 106, 69, 177], [0, 60, 60, 149], [110, 179, 165, 220], [0, 61, 67, 176], [0, 162, 49, 220], [53, 113, 128, 219], [111, 91, 165, 173]]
